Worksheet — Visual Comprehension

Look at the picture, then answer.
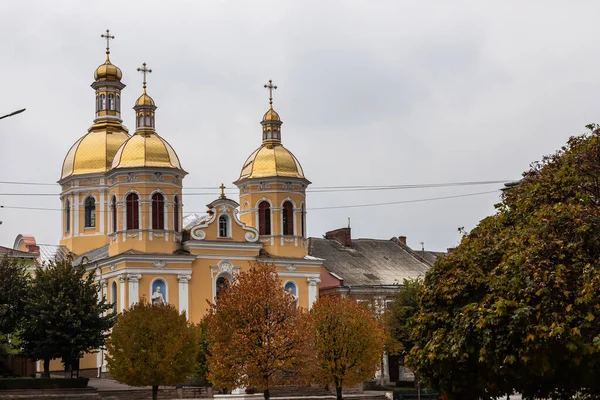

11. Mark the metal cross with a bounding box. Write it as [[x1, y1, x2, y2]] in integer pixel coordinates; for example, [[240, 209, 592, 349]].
[[100, 29, 115, 56], [264, 79, 277, 105], [219, 183, 226, 199], [137, 62, 152, 90]]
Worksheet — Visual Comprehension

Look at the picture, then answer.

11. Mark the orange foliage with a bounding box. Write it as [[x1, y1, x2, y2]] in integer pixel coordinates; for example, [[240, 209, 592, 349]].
[[206, 263, 313, 398], [309, 295, 385, 399]]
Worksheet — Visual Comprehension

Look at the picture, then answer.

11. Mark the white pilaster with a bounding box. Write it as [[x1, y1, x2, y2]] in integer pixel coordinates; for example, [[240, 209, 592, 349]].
[[307, 277, 320, 309], [118, 274, 126, 312], [178, 274, 191, 318], [99, 186, 105, 234], [74, 194, 80, 236], [128, 274, 141, 307]]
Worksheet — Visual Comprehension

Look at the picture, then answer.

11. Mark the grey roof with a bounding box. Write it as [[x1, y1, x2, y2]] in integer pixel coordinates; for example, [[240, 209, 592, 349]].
[[0, 246, 36, 258], [310, 237, 430, 286], [74, 245, 109, 265], [37, 244, 69, 264], [411, 249, 445, 266]]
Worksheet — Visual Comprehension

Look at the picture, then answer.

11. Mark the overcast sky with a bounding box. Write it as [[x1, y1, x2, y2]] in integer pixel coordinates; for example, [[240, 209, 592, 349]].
[[1, 0, 598, 252]]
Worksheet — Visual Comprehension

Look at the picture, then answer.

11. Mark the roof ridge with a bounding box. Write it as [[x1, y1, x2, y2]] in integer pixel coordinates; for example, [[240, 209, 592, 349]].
[[390, 237, 434, 266]]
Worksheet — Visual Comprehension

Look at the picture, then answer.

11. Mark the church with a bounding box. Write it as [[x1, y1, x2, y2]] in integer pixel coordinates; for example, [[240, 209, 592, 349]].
[[11, 31, 322, 375]]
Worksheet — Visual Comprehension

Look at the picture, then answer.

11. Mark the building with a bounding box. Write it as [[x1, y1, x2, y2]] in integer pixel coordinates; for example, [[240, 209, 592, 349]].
[[310, 227, 434, 385], [10, 32, 321, 376]]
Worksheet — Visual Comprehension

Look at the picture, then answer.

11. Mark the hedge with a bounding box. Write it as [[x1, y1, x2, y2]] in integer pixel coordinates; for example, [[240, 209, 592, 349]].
[[0, 378, 89, 389]]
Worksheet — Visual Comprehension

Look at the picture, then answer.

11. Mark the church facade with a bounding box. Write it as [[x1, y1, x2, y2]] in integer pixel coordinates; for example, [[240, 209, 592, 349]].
[[13, 31, 321, 374]]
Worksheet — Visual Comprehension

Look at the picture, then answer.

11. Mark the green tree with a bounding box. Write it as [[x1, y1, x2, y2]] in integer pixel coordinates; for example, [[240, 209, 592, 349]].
[[408, 125, 600, 400], [193, 317, 211, 387], [206, 263, 312, 400], [106, 302, 198, 400], [0, 256, 30, 352], [20, 257, 114, 377], [309, 295, 385, 400]]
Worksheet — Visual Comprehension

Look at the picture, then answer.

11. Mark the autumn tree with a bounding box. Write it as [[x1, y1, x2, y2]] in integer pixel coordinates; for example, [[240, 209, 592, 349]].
[[106, 302, 198, 400], [206, 263, 312, 400], [309, 295, 385, 400], [193, 317, 211, 387], [20, 257, 114, 377], [408, 125, 600, 400], [0, 256, 30, 354]]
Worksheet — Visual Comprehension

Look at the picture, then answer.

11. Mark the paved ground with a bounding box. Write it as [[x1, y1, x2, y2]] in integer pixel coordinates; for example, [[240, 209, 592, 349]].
[[88, 378, 155, 391]]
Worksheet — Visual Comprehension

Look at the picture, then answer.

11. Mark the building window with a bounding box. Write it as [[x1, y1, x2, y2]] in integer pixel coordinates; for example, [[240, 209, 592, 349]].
[[258, 201, 271, 235], [173, 196, 180, 232], [65, 199, 70, 233], [137, 115, 143, 128], [126, 193, 139, 230], [282, 201, 294, 235], [151, 193, 165, 230], [216, 276, 229, 300], [145, 115, 151, 126], [116, 95, 120, 112], [98, 94, 105, 111], [111, 195, 117, 233], [218, 215, 229, 238], [108, 94, 115, 110], [84, 197, 96, 228], [301, 203, 306, 237], [111, 281, 117, 312]]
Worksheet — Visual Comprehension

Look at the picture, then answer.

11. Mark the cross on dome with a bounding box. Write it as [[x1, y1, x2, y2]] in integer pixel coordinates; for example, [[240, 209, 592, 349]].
[[100, 29, 115, 59], [219, 183, 226, 199], [264, 79, 277, 107], [137, 62, 152, 92]]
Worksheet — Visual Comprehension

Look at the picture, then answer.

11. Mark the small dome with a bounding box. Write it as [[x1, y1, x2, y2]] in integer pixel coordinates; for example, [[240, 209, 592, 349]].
[[135, 93, 155, 107], [61, 129, 130, 179], [94, 60, 122, 81], [263, 107, 280, 122], [239, 144, 304, 180], [111, 132, 182, 170]]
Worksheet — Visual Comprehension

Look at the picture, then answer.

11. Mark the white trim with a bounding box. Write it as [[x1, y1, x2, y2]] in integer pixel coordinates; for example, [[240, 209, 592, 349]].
[[118, 274, 126, 312], [100, 188, 105, 234], [183, 241, 263, 251], [178, 274, 191, 318], [101, 267, 192, 280], [277, 271, 321, 278], [149, 277, 168, 304], [74, 194, 80, 236], [307, 277, 320, 309], [128, 274, 141, 306], [213, 271, 233, 300]]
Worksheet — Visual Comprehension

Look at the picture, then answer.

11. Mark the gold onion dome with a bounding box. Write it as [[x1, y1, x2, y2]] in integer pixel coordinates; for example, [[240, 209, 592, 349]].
[[94, 60, 122, 81], [135, 93, 155, 106], [239, 145, 304, 179], [111, 133, 182, 170], [62, 129, 129, 179], [262, 107, 280, 122]]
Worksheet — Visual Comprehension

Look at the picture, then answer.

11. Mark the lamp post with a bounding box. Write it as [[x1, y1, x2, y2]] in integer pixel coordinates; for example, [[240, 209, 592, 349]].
[[0, 108, 26, 120]]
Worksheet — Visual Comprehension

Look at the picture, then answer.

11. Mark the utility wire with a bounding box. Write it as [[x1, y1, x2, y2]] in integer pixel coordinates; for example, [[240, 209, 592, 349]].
[[0, 190, 500, 213]]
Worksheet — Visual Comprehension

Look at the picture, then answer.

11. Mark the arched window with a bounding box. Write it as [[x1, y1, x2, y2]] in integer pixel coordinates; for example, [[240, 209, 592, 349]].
[[216, 276, 229, 300], [111, 281, 117, 312], [126, 193, 139, 230], [173, 196, 180, 232], [258, 201, 271, 235], [145, 115, 151, 126], [137, 114, 143, 128], [282, 201, 294, 236], [98, 94, 106, 111], [152, 193, 165, 230], [218, 215, 229, 238], [108, 94, 115, 110], [301, 203, 306, 237], [65, 199, 70, 233], [111, 195, 117, 233], [84, 197, 96, 228], [116, 95, 120, 112]]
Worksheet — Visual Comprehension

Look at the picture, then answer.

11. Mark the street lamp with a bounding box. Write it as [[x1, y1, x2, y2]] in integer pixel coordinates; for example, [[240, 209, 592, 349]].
[[0, 108, 26, 120]]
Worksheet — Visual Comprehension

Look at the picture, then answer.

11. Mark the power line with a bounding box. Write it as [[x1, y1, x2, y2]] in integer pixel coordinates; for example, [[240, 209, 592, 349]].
[[0, 190, 500, 214]]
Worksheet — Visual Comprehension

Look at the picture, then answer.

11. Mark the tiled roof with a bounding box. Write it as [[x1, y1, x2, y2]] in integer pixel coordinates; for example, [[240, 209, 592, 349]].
[[310, 237, 430, 286]]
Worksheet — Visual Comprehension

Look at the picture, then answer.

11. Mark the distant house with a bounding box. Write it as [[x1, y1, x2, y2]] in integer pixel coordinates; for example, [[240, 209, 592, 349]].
[[309, 227, 439, 384]]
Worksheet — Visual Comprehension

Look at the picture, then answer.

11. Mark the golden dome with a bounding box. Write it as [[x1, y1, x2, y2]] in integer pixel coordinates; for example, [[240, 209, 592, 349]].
[[61, 129, 130, 179], [263, 107, 280, 122], [135, 93, 155, 106], [111, 132, 182, 170], [239, 144, 304, 180], [94, 60, 122, 81]]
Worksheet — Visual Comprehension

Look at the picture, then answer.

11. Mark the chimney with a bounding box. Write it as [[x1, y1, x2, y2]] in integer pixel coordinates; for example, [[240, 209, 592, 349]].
[[398, 236, 407, 245], [325, 227, 352, 246]]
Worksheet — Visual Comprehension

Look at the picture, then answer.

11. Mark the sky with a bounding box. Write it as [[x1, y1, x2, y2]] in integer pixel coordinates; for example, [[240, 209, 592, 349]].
[[1, 0, 599, 252]]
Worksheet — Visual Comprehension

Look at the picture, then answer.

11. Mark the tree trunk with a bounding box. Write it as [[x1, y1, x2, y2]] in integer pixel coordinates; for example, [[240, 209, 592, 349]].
[[264, 388, 270, 400], [43, 359, 50, 378], [336, 386, 343, 400], [152, 385, 159, 400]]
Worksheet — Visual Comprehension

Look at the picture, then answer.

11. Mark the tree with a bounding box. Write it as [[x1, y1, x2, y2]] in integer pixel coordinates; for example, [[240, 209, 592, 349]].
[[193, 317, 211, 387], [0, 256, 30, 353], [408, 125, 600, 400], [20, 257, 114, 377], [206, 263, 312, 400], [309, 295, 385, 400], [106, 302, 198, 400]]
